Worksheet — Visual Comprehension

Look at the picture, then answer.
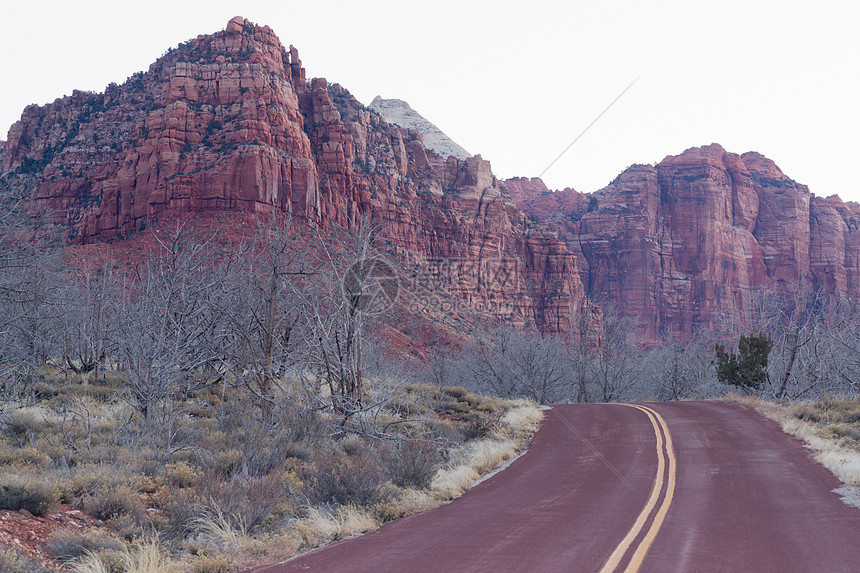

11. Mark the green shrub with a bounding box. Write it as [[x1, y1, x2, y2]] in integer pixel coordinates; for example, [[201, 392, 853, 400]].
[[0, 474, 58, 516], [714, 333, 772, 391]]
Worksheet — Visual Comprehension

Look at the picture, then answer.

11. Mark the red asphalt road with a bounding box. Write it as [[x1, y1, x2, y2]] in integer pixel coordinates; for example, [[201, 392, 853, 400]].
[[249, 402, 860, 573]]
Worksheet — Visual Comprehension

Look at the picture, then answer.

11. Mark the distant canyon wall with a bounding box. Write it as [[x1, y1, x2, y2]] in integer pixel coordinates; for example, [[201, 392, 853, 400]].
[[0, 17, 585, 335], [508, 144, 860, 342]]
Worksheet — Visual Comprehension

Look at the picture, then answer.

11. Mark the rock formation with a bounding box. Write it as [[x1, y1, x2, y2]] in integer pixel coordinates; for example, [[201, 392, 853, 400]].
[[509, 144, 860, 342], [6, 18, 854, 344], [0, 16, 584, 334], [368, 97, 470, 160]]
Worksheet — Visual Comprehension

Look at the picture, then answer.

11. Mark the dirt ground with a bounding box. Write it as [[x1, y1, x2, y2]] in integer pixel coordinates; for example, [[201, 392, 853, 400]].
[[1, 504, 115, 570]]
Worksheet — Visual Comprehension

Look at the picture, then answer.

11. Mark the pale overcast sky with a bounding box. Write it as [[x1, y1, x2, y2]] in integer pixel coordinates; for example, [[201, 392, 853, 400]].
[[2, 1, 858, 202]]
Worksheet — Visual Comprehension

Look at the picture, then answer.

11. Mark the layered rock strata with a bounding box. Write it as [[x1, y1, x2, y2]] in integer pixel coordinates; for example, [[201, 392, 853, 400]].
[[509, 144, 860, 341], [0, 17, 584, 334]]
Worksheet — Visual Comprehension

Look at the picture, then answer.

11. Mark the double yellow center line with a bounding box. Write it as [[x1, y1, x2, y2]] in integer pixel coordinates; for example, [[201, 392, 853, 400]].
[[599, 404, 677, 573]]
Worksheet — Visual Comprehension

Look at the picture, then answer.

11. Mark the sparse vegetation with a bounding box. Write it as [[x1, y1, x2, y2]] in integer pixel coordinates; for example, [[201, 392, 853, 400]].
[[6, 159, 860, 570], [0, 202, 543, 569], [0, 473, 58, 517], [0, 548, 49, 573], [727, 395, 860, 487], [293, 505, 378, 546], [383, 439, 440, 489], [46, 530, 123, 563], [0, 365, 539, 570]]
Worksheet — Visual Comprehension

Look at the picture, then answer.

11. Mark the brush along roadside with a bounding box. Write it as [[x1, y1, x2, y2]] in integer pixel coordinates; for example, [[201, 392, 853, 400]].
[[725, 395, 860, 504], [0, 374, 542, 572]]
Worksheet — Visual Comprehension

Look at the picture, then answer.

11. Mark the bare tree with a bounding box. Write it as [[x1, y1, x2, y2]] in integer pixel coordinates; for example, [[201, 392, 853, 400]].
[[0, 172, 64, 417], [716, 285, 837, 399], [465, 327, 572, 403], [56, 259, 117, 380], [106, 221, 223, 438], [589, 305, 638, 403], [301, 219, 381, 413], [644, 336, 716, 401], [210, 215, 309, 407], [824, 295, 860, 396], [569, 302, 601, 403]]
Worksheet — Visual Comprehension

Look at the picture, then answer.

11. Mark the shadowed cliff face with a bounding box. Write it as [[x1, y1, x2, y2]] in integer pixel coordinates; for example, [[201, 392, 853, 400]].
[[509, 144, 860, 342], [0, 17, 585, 335]]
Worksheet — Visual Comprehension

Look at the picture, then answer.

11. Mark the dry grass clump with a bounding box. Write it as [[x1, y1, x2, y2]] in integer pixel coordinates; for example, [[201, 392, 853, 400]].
[[0, 472, 59, 516], [431, 465, 482, 499], [161, 471, 289, 536], [188, 555, 233, 573], [727, 394, 860, 486], [189, 556, 232, 573], [0, 548, 49, 573], [2, 406, 58, 438], [372, 485, 444, 522], [293, 505, 379, 547], [191, 510, 250, 552], [0, 373, 543, 571], [388, 487, 442, 517], [46, 529, 123, 563], [501, 401, 544, 439], [817, 450, 860, 485], [793, 397, 860, 426], [68, 538, 175, 573], [430, 399, 541, 499], [181, 513, 301, 572], [430, 435, 517, 500], [459, 437, 518, 474]]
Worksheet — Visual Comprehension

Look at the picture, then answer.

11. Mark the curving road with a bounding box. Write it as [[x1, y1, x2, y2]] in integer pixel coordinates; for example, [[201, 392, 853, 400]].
[[249, 401, 860, 573]]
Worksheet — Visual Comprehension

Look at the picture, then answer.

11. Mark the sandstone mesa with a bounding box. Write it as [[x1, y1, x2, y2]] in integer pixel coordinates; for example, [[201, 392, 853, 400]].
[[0, 16, 584, 335], [2, 17, 858, 343]]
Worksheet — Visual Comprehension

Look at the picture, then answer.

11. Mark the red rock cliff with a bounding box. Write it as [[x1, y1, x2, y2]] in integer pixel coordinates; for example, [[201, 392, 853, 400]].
[[0, 17, 585, 334], [509, 144, 860, 342]]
